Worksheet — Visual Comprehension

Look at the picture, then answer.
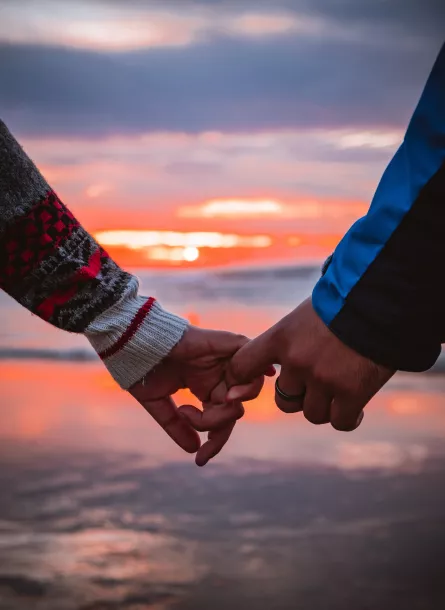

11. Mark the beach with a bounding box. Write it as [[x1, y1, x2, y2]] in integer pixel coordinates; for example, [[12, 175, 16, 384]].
[[1, 264, 445, 609]]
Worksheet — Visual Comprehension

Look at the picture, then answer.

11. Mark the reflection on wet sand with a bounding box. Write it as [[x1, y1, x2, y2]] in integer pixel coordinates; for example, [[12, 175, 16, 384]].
[[0, 442, 445, 610], [0, 360, 445, 608], [1, 362, 445, 468]]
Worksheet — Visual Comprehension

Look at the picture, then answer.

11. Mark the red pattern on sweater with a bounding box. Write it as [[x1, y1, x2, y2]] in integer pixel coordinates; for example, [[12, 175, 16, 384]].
[[0, 190, 79, 288], [37, 247, 103, 320]]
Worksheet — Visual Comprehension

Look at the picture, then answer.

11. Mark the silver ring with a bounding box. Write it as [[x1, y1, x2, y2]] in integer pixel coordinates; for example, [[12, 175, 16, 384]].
[[275, 377, 305, 402]]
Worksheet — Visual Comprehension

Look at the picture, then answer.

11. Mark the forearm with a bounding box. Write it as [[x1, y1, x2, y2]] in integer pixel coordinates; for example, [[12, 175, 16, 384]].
[[0, 120, 188, 388], [312, 42, 445, 371]]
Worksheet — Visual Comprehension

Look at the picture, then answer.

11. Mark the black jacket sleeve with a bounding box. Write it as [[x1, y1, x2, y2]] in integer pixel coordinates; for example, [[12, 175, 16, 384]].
[[312, 42, 445, 372]]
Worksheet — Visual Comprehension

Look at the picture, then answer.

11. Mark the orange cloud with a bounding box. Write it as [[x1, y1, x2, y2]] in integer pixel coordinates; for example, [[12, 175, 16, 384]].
[[229, 13, 307, 37], [179, 198, 369, 220], [179, 199, 283, 218]]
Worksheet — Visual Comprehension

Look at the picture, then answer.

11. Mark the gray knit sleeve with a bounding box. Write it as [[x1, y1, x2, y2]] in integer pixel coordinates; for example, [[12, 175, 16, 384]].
[[0, 120, 188, 388]]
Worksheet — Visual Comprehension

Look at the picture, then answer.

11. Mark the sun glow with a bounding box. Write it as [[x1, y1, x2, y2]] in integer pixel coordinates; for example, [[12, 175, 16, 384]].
[[95, 230, 272, 250], [94, 230, 273, 265], [144, 246, 200, 262], [183, 246, 200, 262]]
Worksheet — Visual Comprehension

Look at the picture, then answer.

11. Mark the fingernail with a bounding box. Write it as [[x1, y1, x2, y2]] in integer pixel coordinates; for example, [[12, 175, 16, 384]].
[[356, 411, 364, 427], [226, 389, 239, 401]]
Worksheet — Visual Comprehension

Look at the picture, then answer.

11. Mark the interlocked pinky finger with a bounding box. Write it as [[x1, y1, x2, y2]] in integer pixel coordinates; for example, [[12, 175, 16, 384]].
[[178, 402, 243, 432], [195, 422, 237, 467]]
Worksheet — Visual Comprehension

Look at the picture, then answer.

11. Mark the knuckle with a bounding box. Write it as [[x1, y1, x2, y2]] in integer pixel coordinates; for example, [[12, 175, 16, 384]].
[[275, 397, 303, 414], [235, 404, 245, 420], [311, 366, 336, 390], [304, 410, 328, 426], [235, 333, 249, 346], [336, 378, 357, 396], [314, 373, 333, 390], [163, 413, 182, 431], [331, 418, 358, 432], [287, 349, 306, 370]]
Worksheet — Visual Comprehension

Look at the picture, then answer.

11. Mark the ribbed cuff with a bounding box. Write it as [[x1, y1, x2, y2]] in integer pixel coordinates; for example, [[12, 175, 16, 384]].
[[85, 278, 189, 389]]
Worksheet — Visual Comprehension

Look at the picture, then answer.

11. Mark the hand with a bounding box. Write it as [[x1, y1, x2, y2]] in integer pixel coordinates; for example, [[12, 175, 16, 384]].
[[129, 326, 271, 464], [227, 298, 394, 431]]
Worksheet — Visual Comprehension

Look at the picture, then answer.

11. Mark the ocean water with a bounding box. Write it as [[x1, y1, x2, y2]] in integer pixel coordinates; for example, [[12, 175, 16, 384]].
[[1, 264, 445, 610]]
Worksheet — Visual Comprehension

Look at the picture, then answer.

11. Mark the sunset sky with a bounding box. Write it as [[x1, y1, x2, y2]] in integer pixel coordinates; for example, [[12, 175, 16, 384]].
[[0, 0, 443, 267]]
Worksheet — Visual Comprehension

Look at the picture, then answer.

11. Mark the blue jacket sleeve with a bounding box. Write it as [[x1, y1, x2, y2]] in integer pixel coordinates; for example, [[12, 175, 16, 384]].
[[312, 42, 445, 372]]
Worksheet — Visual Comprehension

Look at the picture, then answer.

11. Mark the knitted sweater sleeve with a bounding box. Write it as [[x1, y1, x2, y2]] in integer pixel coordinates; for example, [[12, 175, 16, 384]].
[[0, 120, 189, 389]]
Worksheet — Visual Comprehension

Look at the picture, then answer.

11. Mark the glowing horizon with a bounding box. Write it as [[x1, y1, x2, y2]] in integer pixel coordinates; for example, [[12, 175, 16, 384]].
[[95, 230, 273, 250], [92, 228, 343, 268], [95, 229, 275, 265]]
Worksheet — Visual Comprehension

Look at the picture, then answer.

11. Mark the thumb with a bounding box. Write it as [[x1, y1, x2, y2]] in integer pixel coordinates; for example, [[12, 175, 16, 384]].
[[226, 328, 278, 390]]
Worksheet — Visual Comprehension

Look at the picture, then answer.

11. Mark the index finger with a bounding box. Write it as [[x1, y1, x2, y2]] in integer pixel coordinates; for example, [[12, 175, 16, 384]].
[[132, 392, 201, 454], [227, 329, 280, 386]]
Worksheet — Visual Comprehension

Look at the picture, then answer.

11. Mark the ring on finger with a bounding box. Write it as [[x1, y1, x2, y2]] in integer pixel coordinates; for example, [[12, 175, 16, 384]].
[[275, 377, 306, 402]]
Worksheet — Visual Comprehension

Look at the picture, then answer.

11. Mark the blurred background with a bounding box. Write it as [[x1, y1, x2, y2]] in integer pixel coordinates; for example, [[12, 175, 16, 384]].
[[1, 1, 445, 609]]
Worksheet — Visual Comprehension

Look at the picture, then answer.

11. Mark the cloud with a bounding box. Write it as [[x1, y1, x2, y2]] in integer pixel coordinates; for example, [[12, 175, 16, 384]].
[[0, 33, 441, 138], [21, 129, 400, 211], [0, 0, 442, 137], [77, 0, 445, 40], [178, 198, 369, 221], [0, 2, 323, 51], [164, 161, 223, 177]]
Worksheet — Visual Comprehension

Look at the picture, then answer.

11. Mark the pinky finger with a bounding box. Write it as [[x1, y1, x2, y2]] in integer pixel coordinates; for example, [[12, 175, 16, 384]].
[[195, 421, 236, 467], [178, 402, 243, 432]]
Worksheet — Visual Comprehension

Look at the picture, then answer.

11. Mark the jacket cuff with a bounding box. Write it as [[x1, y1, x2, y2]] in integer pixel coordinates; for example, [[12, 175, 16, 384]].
[[312, 277, 441, 372]]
